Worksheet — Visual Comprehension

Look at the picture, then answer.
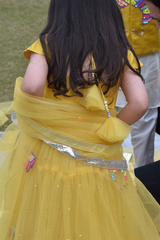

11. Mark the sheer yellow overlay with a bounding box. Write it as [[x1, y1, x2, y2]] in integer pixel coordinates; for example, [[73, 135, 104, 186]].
[[0, 77, 160, 240], [0, 40, 160, 240]]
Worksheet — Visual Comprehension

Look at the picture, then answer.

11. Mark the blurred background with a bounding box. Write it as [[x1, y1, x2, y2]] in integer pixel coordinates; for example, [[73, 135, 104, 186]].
[[0, 0, 50, 130]]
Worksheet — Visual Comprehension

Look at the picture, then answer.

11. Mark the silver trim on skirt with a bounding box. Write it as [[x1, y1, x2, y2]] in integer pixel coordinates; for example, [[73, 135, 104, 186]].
[[44, 140, 129, 170]]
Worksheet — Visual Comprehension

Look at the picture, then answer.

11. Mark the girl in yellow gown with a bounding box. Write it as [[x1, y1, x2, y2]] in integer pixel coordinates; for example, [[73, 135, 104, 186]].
[[0, 0, 160, 239]]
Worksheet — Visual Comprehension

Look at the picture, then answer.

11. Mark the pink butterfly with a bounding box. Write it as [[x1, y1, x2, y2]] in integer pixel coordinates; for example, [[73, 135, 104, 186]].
[[26, 153, 36, 172]]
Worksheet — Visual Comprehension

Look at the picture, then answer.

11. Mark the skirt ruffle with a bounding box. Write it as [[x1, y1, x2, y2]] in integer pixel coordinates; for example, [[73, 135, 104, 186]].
[[0, 125, 160, 240]]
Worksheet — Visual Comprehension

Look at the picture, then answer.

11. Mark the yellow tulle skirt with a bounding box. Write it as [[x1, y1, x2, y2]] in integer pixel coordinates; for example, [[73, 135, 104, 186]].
[[0, 78, 160, 240]]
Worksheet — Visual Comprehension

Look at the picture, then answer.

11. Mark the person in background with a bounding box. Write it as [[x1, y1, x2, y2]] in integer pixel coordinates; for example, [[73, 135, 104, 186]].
[[116, 0, 160, 168], [146, 0, 160, 28], [133, 0, 160, 207]]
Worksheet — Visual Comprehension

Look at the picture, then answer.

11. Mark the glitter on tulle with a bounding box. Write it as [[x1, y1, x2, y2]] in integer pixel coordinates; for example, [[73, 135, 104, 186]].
[[77, 116, 83, 123], [110, 169, 128, 181], [110, 169, 118, 181]]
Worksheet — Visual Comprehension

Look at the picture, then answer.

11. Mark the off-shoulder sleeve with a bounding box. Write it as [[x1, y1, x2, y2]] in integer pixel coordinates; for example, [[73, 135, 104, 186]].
[[126, 50, 143, 69], [23, 38, 45, 60]]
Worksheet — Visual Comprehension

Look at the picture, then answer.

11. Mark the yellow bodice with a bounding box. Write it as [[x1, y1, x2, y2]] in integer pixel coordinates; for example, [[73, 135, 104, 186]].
[[23, 38, 141, 110]]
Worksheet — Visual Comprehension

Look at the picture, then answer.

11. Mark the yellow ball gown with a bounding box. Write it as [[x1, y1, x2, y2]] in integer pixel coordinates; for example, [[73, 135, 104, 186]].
[[0, 39, 160, 240]]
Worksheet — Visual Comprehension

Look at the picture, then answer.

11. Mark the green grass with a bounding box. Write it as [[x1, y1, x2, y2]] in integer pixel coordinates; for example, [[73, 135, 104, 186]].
[[0, 0, 50, 130]]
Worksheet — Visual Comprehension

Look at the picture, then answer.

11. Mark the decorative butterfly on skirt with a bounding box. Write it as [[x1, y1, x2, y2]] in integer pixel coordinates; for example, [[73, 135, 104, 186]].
[[116, 0, 152, 24], [26, 152, 36, 172]]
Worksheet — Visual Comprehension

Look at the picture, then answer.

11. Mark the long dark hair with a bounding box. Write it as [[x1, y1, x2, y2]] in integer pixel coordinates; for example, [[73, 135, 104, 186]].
[[40, 0, 142, 97]]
